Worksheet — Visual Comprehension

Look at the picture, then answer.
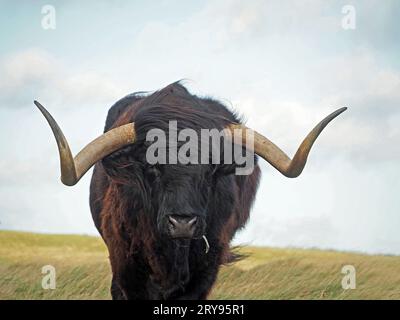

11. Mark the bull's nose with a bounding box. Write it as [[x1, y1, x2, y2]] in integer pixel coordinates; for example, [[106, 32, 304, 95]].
[[168, 215, 197, 238]]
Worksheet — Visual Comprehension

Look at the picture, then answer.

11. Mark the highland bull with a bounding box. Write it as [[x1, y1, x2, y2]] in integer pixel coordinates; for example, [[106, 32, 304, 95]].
[[34, 82, 346, 299]]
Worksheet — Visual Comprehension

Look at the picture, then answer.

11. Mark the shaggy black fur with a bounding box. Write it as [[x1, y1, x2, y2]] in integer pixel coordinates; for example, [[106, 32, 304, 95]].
[[89, 82, 260, 300]]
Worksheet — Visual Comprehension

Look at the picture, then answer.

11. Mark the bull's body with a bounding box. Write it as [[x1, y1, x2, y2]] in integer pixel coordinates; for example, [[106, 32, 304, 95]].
[[89, 83, 260, 299], [35, 80, 345, 299]]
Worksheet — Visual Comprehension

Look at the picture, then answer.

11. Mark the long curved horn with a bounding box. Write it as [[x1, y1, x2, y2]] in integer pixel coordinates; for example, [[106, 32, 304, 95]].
[[34, 101, 136, 186], [226, 107, 347, 178]]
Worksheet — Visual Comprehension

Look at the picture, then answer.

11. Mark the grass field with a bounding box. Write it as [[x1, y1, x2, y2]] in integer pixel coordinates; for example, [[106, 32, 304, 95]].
[[0, 230, 399, 299]]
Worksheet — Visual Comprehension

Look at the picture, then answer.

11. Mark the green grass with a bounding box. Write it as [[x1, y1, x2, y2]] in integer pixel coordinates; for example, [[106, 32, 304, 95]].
[[0, 230, 399, 299]]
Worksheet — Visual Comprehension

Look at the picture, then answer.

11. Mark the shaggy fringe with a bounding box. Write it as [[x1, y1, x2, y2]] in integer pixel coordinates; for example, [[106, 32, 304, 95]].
[[224, 245, 249, 265]]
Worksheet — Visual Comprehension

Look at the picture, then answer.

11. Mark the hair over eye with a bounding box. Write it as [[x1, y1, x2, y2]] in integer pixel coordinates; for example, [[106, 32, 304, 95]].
[[146, 165, 160, 183]]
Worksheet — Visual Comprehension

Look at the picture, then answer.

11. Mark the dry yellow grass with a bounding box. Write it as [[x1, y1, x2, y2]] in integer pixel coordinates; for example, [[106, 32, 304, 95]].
[[0, 230, 399, 299]]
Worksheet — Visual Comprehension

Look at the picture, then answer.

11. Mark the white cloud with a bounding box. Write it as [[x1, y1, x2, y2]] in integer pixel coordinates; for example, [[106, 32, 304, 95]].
[[0, 48, 126, 110], [312, 51, 400, 161], [2, 48, 58, 86]]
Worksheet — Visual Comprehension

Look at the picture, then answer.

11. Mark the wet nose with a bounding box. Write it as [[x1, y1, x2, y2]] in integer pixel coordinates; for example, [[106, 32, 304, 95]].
[[167, 215, 198, 238]]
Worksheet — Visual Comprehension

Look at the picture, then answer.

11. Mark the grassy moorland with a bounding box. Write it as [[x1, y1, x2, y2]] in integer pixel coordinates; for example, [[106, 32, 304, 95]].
[[0, 230, 399, 299]]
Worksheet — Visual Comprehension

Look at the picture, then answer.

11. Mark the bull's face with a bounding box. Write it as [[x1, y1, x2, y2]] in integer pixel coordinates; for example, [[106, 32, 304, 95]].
[[101, 142, 232, 240], [147, 164, 211, 239], [98, 130, 240, 241]]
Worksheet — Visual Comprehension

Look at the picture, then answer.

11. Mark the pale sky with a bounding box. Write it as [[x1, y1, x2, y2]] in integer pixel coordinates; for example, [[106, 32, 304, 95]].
[[0, 0, 399, 255]]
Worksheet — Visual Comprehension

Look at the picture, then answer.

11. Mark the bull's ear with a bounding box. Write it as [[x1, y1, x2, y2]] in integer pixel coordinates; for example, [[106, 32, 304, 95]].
[[101, 144, 140, 181]]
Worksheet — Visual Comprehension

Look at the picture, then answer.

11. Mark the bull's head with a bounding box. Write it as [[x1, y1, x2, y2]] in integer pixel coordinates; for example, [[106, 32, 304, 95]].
[[34, 101, 346, 240]]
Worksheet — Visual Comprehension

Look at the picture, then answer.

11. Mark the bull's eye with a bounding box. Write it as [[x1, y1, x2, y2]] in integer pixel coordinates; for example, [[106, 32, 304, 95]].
[[146, 166, 160, 184]]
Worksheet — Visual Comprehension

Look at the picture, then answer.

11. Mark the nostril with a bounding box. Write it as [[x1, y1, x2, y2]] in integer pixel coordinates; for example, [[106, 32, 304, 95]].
[[166, 215, 200, 238], [168, 215, 179, 228], [167, 215, 197, 228], [188, 217, 197, 227]]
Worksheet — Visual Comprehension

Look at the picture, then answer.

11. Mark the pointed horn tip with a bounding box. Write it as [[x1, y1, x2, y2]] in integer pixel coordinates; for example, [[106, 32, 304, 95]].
[[337, 106, 348, 114], [317, 107, 347, 129], [326, 107, 347, 119], [34, 100, 46, 113], [283, 107, 347, 178]]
